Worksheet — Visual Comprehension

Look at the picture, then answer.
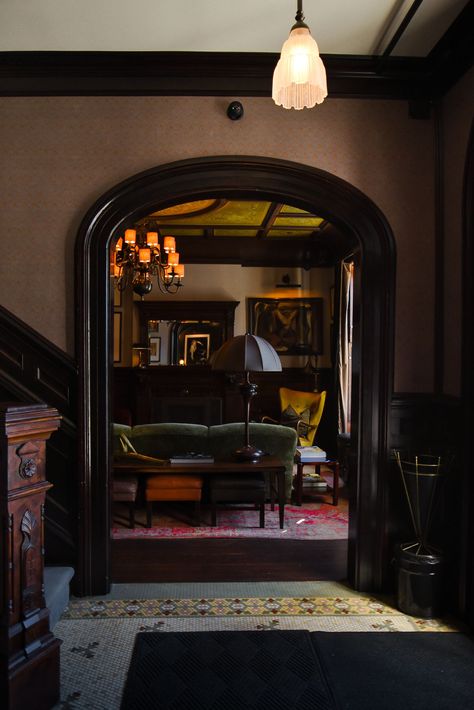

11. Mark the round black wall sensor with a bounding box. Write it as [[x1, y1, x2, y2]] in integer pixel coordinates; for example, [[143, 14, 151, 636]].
[[227, 101, 244, 120]]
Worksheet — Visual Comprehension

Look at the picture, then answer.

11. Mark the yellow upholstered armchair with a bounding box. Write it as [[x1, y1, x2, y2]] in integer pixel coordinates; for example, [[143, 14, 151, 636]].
[[263, 387, 326, 447]]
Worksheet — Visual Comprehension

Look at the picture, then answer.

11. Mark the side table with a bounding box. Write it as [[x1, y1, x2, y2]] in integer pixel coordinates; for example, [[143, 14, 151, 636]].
[[294, 459, 339, 507]]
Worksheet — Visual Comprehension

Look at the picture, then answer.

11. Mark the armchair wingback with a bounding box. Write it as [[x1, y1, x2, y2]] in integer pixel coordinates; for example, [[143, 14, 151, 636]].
[[279, 387, 326, 447]]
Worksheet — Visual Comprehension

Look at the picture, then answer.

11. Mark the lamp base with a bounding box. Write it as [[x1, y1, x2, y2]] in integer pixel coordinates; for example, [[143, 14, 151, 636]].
[[235, 445, 265, 463]]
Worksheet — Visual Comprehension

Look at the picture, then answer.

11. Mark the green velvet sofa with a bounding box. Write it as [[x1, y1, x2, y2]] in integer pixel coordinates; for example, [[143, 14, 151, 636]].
[[113, 422, 297, 500]]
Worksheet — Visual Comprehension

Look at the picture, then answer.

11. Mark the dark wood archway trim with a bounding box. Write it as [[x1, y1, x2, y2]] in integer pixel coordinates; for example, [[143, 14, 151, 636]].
[[75, 156, 395, 596], [461, 120, 474, 626]]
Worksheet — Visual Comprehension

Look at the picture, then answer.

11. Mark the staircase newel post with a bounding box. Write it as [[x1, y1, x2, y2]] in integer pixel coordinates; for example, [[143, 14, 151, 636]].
[[0, 403, 61, 710]]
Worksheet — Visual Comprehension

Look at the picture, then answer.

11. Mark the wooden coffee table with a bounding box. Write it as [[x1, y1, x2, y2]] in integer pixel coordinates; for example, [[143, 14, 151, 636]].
[[114, 456, 287, 528]]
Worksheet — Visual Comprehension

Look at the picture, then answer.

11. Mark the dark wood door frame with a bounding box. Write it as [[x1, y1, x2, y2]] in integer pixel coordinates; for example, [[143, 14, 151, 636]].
[[75, 156, 395, 596]]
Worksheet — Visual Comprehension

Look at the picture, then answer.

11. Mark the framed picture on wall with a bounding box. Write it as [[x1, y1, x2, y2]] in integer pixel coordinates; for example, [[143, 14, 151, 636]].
[[149, 336, 161, 364], [113, 312, 122, 363], [184, 333, 210, 365], [247, 297, 323, 355]]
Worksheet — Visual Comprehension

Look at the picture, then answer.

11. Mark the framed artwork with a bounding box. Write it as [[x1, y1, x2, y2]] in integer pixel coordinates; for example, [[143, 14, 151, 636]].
[[184, 333, 210, 365], [113, 312, 122, 363], [247, 297, 323, 355], [149, 336, 161, 364]]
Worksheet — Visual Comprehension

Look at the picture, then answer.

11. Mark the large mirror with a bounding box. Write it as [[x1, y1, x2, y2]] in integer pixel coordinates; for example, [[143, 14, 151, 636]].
[[137, 301, 239, 367]]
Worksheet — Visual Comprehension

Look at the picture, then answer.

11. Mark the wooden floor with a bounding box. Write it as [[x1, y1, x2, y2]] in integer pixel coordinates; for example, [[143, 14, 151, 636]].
[[111, 538, 348, 583]]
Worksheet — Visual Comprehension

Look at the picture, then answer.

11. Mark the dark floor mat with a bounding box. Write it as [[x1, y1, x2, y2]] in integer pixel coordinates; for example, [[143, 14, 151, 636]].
[[121, 630, 337, 710]]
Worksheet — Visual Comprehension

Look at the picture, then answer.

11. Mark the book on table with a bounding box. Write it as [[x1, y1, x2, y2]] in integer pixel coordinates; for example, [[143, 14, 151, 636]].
[[296, 445, 327, 462], [302, 474, 328, 490], [169, 452, 215, 464]]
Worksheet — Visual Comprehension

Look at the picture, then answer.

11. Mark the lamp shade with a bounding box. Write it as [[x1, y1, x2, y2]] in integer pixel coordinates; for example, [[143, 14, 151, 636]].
[[272, 27, 327, 110], [212, 334, 282, 373]]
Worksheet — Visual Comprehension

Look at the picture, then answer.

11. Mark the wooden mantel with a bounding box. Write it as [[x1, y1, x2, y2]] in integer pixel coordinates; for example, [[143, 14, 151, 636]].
[[0, 403, 61, 710]]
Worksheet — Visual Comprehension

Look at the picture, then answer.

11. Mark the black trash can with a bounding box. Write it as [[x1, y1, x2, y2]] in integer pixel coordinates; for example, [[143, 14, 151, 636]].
[[395, 544, 444, 618]]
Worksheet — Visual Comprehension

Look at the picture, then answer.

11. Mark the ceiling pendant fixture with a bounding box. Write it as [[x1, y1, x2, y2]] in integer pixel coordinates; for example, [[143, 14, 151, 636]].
[[111, 229, 184, 297], [272, 0, 327, 110]]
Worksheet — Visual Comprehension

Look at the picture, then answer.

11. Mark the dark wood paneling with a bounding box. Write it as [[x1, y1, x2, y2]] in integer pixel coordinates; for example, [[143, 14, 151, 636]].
[[0, 305, 78, 568], [0, 306, 76, 420], [113, 365, 333, 431], [111, 539, 348, 583]]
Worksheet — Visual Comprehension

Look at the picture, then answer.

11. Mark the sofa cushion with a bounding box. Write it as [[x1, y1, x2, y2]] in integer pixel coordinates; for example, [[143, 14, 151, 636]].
[[131, 423, 209, 460]]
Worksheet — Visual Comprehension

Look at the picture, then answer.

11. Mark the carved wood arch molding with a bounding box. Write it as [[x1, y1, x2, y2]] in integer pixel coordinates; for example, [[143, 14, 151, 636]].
[[75, 156, 396, 596]]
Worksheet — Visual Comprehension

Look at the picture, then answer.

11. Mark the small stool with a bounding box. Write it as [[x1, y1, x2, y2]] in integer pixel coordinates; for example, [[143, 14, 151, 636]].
[[112, 475, 139, 528], [209, 474, 266, 528], [294, 460, 339, 507], [145, 474, 203, 527]]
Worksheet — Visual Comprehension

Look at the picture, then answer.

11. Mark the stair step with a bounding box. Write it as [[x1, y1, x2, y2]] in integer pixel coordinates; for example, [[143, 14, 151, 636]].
[[44, 566, 75, 629]]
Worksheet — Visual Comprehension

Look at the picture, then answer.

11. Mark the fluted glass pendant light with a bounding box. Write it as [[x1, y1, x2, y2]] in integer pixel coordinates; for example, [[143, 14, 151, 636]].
[[272, 0, 327, 110]]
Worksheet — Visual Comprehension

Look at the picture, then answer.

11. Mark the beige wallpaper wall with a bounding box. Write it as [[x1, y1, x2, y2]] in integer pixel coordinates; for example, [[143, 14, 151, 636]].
[[442, 68, 474, 397], [0, 95, 436, 391]]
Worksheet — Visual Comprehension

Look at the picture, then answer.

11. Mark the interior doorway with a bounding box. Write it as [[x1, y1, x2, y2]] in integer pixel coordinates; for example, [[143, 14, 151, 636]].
[[76, 156, 395, 596]]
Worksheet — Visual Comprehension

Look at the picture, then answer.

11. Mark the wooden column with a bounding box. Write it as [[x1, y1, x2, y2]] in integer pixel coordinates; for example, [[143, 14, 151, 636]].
[[0, 403, 61, 710]]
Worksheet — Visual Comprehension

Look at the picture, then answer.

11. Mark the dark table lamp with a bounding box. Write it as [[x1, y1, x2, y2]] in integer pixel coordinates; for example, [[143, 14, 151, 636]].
[[212, 334, 282, 461]]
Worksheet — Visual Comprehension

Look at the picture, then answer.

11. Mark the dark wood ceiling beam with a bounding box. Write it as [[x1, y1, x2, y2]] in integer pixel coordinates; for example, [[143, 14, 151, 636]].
[[176, 234, 349, 268], [0, 51, 456, 100], [257, 202, 282, 239], [379, 0, 424, 60], [424, 1, 474, 98]]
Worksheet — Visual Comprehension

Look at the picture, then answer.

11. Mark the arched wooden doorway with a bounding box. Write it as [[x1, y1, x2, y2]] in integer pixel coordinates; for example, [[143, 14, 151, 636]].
[[76, 156, 395, 596]]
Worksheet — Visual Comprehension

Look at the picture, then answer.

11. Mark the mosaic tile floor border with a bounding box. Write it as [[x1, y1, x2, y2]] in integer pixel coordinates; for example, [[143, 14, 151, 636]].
[[62, 595, 460, 631]]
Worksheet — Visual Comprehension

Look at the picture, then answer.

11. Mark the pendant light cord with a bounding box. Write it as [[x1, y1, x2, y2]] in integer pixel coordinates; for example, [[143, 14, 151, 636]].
[[292, 0, 309, 30]]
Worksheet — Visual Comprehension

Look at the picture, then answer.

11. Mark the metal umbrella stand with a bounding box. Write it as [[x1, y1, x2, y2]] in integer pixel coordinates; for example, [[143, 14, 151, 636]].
[[394, 452, 445, 618]]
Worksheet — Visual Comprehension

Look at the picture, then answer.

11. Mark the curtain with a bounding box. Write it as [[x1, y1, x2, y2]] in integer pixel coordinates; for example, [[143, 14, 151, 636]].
[[338, 262, 354, 434]]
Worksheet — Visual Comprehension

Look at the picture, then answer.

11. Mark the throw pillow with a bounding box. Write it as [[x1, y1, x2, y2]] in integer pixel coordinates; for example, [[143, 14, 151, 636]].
[[281, 405, 312, 439]]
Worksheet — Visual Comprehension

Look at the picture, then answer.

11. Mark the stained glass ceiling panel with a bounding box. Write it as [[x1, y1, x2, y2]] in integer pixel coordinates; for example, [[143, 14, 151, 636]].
[[152, 200, 271, 226]]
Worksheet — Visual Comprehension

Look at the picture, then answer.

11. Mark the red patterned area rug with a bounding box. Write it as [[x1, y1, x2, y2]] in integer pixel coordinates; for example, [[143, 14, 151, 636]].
[[112, 503, 348, 541]]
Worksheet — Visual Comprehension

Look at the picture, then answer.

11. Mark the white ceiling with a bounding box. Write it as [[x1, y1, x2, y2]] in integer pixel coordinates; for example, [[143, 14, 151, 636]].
[[0, 0, 469, 57]]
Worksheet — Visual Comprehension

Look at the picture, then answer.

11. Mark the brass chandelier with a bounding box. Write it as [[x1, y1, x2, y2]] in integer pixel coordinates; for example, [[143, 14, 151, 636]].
[[111, 228, 184, 296]]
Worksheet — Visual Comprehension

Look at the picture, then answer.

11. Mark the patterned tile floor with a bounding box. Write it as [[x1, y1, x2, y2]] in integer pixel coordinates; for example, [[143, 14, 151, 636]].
[[53, 581, 464, 709]]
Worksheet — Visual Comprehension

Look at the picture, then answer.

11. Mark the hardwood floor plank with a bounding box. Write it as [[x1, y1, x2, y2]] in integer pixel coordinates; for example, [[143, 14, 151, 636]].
[[111, 539, 348, 583]]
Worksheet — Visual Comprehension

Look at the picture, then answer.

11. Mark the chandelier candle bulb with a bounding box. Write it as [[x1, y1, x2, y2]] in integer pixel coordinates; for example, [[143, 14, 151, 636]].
[[163, 236, 176, 253], [124, 229, 136, 244], [146, 232, 159, 246], [139, 248, 151, 263]]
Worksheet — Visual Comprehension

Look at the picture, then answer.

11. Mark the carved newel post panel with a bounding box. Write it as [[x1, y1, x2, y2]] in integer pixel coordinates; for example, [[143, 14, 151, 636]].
[[0, 403, 61, 710]]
